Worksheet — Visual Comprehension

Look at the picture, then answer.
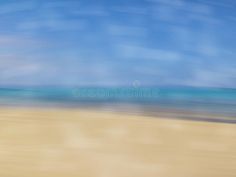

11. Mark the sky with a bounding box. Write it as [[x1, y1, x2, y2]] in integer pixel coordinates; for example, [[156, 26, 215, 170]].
[[0, 0, 235, 88]]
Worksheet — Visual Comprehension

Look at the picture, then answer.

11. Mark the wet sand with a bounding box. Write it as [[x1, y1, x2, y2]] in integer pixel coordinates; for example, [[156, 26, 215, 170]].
[[0, 107, 236, 177]]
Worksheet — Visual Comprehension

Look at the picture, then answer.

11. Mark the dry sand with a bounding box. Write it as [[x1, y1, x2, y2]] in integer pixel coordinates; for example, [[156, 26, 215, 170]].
[[0, 108, 235, 177]]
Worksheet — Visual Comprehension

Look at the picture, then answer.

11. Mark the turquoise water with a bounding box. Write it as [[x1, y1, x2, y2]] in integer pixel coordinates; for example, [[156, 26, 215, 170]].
[[0, 87, 236, 116]]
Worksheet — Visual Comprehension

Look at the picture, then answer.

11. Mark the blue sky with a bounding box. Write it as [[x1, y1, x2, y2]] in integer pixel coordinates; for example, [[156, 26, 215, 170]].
[[0, 0, 235, 88]]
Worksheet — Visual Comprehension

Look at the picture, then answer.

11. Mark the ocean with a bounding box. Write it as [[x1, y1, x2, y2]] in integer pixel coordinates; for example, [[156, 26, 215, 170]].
[[0, 87, 236, 117]]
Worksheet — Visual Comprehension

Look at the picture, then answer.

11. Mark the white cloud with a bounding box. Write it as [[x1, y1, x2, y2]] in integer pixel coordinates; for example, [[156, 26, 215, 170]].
[[171, 25, 222, 57], [1, 63, 41, 78], [149, 0, 185, 8], [118, 45, 182, 61], [71, 6, 108, 16], [0, 35, 29, 45], [112, 6, 148, 14], [184, 67, 236, 88], [0, 1, 36, 14], [107, 24, 147, 37], [0, 35, 47, 49], [18, 19, 86, 31], [150, 0, 220, 25], [0, 55, 43, 85]]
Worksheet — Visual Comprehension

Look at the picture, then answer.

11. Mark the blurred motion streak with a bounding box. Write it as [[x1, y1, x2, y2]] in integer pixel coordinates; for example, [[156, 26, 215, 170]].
[[0, 0, 236, 177]]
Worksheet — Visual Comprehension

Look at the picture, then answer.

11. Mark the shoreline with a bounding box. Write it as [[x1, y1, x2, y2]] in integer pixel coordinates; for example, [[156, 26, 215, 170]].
[[0, 105, 235, 124]]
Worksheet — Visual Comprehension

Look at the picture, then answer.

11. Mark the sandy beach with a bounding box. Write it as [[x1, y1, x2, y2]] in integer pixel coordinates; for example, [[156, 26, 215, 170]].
[[0, 107, 235, 177]]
